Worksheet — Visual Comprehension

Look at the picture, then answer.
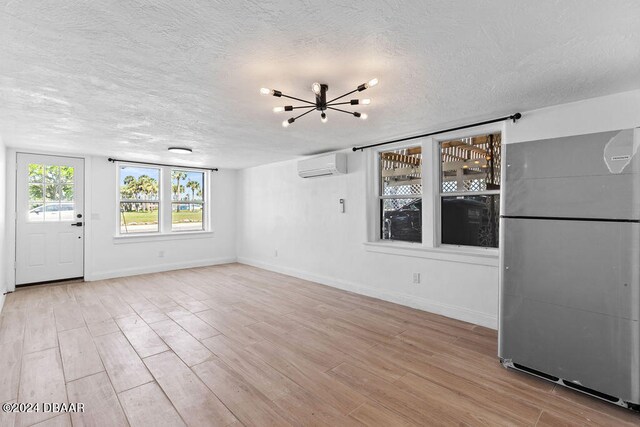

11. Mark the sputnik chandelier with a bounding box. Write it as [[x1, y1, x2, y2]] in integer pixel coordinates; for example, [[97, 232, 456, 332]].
[[260, 78, 378, 127]]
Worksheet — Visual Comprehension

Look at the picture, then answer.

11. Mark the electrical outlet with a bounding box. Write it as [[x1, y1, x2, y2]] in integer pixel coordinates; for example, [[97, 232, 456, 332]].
[[413, 273, 420, 284], [158, 250, 165, 258]]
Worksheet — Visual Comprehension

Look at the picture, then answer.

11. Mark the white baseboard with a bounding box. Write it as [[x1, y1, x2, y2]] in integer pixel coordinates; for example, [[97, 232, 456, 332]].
[[238, 257, 497, 329], [87, 257, 237, 281]]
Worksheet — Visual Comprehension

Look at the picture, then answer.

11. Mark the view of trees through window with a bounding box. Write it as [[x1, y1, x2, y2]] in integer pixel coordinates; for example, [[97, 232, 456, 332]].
[[118, 166, 205, 234], [28, 164, 75, 222], [119, 166, 160, 233], [172, 170, 204, 231]]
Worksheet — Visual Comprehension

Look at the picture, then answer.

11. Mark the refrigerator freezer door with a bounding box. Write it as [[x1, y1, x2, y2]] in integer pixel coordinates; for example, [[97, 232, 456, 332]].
[[504, 129, 640, 220], [500, 218, 640, 403]]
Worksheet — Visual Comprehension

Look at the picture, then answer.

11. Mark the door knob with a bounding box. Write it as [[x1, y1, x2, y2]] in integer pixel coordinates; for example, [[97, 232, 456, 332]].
[[71, 222, 83, 227]]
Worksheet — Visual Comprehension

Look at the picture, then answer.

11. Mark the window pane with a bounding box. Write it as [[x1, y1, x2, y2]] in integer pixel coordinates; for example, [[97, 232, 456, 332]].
[[61, 184, 74, 201], [29, 184, 44, 202], [441, 195, 500, 248], [120, 202, 159, 233], [381, 198, 421, 243], [440, 133, 501, 193], [28, 203, 44, 222], [172, 170, 204, 202], [172, 203, 203, 231], [60, 166, 74, 183], [29, 164, 44, 183], [45, 165, 60, 183], [120, 167, 160, 200], [379, 147, 422, 196]]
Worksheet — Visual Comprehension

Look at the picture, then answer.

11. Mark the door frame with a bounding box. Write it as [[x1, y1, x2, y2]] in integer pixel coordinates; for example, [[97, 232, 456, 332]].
[[6, 148, 95, 291]]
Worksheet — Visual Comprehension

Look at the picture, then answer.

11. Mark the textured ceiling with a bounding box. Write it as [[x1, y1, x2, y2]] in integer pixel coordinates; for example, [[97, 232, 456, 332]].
[[1, 1, 640, 169]]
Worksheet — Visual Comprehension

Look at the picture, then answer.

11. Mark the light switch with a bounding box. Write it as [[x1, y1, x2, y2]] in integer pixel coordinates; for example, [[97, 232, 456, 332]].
[[339, 198, 345, 213]]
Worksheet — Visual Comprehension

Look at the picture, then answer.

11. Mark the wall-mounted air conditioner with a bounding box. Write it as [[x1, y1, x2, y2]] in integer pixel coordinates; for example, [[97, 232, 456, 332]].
[[297, 153, 347, 178]]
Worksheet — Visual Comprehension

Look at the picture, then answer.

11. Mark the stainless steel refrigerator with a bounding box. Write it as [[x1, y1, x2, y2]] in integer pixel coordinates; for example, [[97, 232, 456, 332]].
[[499, 128, 640, 409]]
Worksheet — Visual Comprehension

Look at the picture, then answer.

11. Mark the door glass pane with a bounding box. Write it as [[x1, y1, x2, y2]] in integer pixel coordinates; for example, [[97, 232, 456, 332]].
[[60, 166, 74, 183], [44, 202, 60, 221], [45, 165, 60, 184], [29, 164, 44, 183], [29, 184, 44, 202], [120, 202, 159, 233], [61, 184, 74, 201], [27, 164, 76, 222], [28, 203, 45, 222], [380, 198, 422, 243], [172, 203, 203, 231]]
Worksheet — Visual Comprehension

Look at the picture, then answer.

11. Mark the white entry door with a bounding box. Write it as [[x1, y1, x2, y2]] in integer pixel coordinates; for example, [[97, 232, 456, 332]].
[[16, 153, 84, 285]]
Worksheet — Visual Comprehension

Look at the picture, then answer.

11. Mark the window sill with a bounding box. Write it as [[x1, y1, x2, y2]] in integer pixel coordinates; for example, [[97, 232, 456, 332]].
[[363, 241, 499, 266], [113, 230, 214, 244]]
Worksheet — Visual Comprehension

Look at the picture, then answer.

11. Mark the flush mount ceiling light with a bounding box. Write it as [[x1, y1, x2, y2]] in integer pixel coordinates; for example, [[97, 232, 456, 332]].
[[260, 78, 378, 128], [168, 147, 193, 154]]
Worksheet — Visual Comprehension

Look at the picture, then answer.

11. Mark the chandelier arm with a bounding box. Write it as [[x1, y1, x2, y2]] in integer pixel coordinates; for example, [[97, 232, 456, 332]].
[[326, 88, 358, 104], [280, 94, 316, 105], [292, 105, 315, 110], [327, 106, 356, 115], [294, 108, 316, 120], [326, 101, 353, 107]]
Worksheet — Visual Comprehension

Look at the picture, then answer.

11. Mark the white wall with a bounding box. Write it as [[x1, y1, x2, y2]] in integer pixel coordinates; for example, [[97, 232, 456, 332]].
[[237, 151, 501, 328], [2, 151, 238, 290], [237, 89, 640, 329], [0, 137, 6, 311], [86, 157, 237, 280]]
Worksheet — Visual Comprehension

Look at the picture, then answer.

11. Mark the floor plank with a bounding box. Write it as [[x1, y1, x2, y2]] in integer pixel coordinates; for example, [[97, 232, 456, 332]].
[[23, 307, 58, 354], [116, 314, 170, 358], [16, 348, 68, 427], [93, 331, 153, 393], [192, 358, 292, 427], [66, 372, 129, 427], [119, 382, 185, 427], [144, 350, 238, 426], [148, 320, 213, 367], [58, 327, 104, 382], [0, 339, 22, 403]]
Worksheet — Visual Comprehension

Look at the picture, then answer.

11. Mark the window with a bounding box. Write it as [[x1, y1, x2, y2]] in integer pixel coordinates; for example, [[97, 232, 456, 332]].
[[171, 170, 204, 231], [117, 164, 209, 235], [440, 133, 501, 248], [119, 166, 160, 234], [379, 146, 422, 243], [28, 163, 75, 222]]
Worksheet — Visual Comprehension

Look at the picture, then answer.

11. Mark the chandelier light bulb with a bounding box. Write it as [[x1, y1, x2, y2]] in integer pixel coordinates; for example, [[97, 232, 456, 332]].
[[312, 82, 321, 95], [360, 113, 368, 120], [260, 87, 272, 96], [282, 119, 290, 128], [273, 107, 284, 113], [321, 112, 327, 123], [361, 98, 371, 105], [367, 78, 379, 88]]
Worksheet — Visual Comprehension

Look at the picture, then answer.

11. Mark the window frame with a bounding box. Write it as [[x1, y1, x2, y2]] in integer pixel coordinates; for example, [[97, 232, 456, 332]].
[[436, 132, 502, 250], [115, 162, 210, 237], [170, 169, 206, 233], [366, 123, 503, 261], [377, 144, 424, 244]]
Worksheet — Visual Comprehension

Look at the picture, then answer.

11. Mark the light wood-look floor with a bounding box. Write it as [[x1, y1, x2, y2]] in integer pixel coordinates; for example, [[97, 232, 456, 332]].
[[1, 264, 638, 427]]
